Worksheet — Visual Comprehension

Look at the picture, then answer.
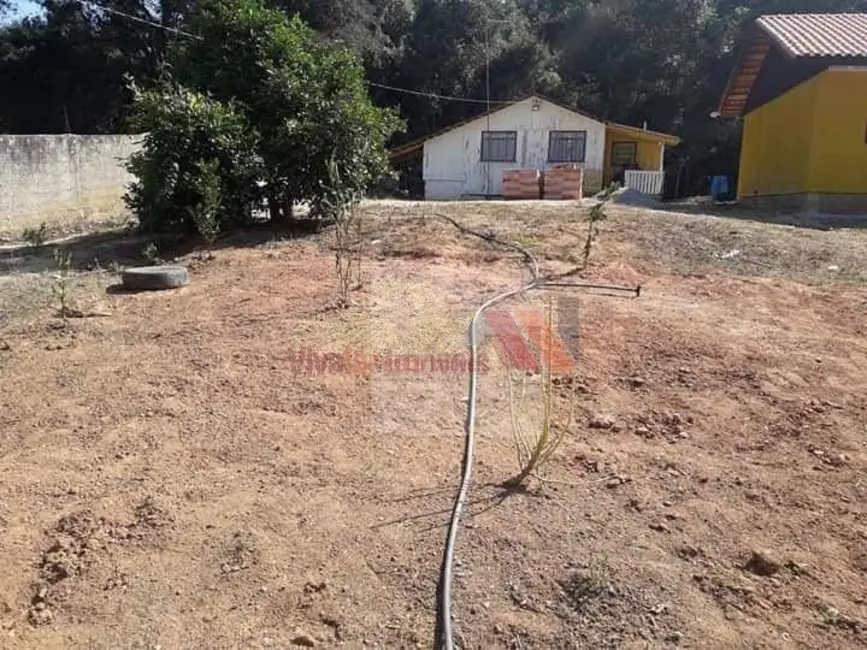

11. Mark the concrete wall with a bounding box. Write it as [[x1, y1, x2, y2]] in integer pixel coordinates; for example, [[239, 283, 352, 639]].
[[0, 134, 141, 235], [422, 97, 607, 200]]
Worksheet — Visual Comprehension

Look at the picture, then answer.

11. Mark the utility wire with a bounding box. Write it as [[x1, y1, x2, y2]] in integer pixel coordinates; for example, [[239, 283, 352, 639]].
[[73, 7, 504, 106], [80, 0, 203, 40], [369, 82, 512, 105]]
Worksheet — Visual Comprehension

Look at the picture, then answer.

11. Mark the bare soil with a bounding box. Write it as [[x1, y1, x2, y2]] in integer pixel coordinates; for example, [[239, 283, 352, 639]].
[[1, 201, 866, 649]]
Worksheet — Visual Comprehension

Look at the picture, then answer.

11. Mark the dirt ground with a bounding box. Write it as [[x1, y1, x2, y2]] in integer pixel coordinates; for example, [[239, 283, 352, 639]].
[[0, 201, 866, 649]]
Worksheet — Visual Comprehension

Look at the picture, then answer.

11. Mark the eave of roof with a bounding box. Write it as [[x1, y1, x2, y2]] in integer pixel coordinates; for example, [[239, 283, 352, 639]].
[[719, 13, 867, 117], [606, 122, 681, 146], [389, 95, 680, 161]]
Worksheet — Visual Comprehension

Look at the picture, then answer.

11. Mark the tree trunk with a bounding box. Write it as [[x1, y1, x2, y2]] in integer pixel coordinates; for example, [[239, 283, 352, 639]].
[[281, 198, 294, 222]]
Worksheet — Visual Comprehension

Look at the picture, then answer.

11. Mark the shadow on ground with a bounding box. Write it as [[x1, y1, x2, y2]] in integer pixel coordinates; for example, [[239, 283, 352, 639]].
[[649, 197, 867, 231], [0, 219, 330, 276]]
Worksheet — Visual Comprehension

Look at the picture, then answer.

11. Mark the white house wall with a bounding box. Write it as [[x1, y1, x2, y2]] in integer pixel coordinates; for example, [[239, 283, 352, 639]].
[[422, 98, 607, 200]]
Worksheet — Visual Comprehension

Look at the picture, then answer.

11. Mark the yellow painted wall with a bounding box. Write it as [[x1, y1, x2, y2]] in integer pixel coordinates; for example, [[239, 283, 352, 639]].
[[739, 68, 867, 198], [637, 140, 663, 170], [737, 74, 820, 198], [807, 69, 867, 193], [603, 129, 664, 183]]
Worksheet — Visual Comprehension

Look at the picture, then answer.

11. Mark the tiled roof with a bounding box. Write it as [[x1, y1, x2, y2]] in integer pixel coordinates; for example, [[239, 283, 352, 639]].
[[718, 13, 867, 117], [757, 13, 867, 58]]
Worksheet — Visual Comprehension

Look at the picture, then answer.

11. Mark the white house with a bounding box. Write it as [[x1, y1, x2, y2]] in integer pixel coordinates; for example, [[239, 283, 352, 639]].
[[390, 96, 680, 200]]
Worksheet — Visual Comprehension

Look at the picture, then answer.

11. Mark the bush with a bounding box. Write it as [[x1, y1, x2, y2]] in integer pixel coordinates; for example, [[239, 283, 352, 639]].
[[188, 158, 223, 244], [125, 0, 402, 235], [124, 84, 262, 236]]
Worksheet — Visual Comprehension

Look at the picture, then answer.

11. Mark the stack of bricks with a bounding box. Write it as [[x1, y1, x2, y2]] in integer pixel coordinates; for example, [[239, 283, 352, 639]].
[[502, 169, 542, 200], [543, 164, 584, 200]]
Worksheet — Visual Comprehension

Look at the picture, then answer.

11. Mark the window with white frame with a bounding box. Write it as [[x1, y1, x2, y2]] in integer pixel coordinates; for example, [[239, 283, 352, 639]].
[[548, 131, 587, 163], [480, 131, 517, 162]]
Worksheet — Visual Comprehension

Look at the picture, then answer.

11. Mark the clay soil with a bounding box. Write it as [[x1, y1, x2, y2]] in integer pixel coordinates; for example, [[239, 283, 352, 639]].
[[0, 201, 866, 649]]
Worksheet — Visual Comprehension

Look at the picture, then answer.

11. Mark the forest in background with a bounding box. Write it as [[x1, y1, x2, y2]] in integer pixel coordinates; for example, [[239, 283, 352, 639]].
[[2, 0, 867, 195]]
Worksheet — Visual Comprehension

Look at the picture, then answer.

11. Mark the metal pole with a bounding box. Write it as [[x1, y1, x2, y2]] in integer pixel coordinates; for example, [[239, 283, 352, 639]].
[[485, 25, 491, 199]]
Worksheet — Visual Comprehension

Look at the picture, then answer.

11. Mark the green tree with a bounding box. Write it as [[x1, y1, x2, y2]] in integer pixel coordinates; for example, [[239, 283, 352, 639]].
[[172, 0, 400, 222], [0, 0, 198, 133], [9, 0, 867, 197], [125, 0, 400, 234], [125, 84, 262, 235]]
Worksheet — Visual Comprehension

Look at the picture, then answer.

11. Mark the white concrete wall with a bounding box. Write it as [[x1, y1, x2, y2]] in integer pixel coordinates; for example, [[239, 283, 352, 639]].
[[422, 97, 607, 200], [0, 134, 141, 235]]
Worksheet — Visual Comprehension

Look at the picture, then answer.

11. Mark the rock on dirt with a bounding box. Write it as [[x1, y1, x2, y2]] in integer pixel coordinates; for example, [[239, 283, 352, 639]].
[[291, 632, 317, 647], [589, 413, 617, 430], [744, 550, 782, 577]]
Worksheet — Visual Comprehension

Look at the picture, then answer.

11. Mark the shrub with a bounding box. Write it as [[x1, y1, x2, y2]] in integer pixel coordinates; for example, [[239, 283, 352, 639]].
[[124, 84, 262, 236], [21, 222, 48, 247], [172, 0, 402, 222], [505, 299, 577, 487], [125, 0, 402, 236]]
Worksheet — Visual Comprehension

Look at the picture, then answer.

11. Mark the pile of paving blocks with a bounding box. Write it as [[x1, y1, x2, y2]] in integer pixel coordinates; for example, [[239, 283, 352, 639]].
[[502, 169, 542, 200], [543, 164, 584, 200]]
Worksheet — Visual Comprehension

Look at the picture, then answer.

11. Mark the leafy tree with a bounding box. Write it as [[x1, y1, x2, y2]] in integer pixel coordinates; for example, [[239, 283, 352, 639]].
[[125, 84, 262, 235], [9, 0, 867, 197], [0, 0, 197, 133], [125, 0, 400, 234], [171, 0, 401, 222]]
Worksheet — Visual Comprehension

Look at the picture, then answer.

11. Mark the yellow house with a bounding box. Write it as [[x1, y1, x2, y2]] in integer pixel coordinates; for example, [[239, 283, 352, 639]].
[[720, 13, 867, 213]]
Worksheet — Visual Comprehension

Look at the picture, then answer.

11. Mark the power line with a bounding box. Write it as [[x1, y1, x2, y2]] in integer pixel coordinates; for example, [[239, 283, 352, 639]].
[[80, 0, 203, 40], [369, 82, 511, 105], [79, 5, 503, 106]]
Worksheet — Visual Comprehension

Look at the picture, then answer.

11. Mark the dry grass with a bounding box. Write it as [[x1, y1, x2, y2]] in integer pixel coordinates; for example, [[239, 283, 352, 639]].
[[361, 200, 867, 284], [0, 213, 133, 246]]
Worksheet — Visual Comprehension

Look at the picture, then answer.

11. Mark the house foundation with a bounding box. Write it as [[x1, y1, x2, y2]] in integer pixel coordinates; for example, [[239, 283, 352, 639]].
[[740, 193, 867, 217]]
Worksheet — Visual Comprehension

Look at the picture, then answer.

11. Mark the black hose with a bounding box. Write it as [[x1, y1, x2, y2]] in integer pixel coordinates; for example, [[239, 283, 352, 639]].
[[430, 213, 540, 650], [422, 213, 639, 650]]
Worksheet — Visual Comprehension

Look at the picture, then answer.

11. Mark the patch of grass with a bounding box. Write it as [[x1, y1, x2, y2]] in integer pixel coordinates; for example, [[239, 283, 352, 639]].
[[142, 242, 162, 264], [504, 299, 577, 487], [21, 223, 49, 247], [509, 232, 539, 248], [560, 558, 613, 611], [405, 245, 439, 260]]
